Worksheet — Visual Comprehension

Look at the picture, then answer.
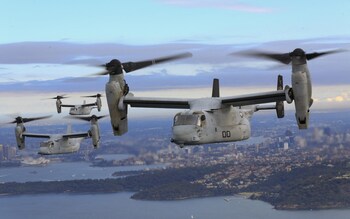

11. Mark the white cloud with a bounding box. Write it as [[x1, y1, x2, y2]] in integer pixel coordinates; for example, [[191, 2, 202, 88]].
[[0, 85, 350, 120], [0, 64, 101, 83], [157, 0, 273, 13]]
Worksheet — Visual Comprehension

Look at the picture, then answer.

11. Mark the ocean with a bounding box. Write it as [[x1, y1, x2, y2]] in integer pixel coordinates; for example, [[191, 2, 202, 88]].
[[1, 156, 350, 219]]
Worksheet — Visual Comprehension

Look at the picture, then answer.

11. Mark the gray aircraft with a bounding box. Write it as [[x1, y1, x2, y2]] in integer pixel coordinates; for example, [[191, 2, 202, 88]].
[[238, 48, 343, 129], [50, 94, 102, 115], [5, 115, 104, 154], [92, 49, 340, 147]]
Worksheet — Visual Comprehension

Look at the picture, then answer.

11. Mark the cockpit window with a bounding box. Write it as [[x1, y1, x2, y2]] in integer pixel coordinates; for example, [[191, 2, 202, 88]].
[[174, 115, 198, 126], [174, 114, 205, 126]]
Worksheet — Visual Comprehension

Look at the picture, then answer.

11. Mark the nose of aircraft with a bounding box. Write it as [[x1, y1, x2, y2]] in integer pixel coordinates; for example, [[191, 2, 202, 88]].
[[38, 141, 53, 155], [171, 125, 200, 146], [38, 147, 50, 155]]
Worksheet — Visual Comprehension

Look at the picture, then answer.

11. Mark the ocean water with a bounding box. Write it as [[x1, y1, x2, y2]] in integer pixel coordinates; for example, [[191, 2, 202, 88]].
[[1, 193, 350, 219], [0, 154, 162, 183], [1, 157, 350, 219]]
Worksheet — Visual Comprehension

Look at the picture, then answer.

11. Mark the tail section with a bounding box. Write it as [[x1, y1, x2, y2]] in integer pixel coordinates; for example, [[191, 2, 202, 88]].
[[255, 75, 285, 119], [276, 75, 285, 118], [212, 78, 220, 98]]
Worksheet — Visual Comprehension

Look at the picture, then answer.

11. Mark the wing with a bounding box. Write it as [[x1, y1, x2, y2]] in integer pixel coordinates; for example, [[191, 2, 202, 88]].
[[123, 96, 191, 109], [22, 133, 51, 138], [80, 103, 97, 107], [221, 90, 286, 107], [61, 104, 76, 107], [62, 132, 90, 138], [123, 89, 287, 109]]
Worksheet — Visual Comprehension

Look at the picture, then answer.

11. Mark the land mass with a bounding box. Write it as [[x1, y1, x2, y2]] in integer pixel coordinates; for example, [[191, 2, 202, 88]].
[[245, 161, 350, 210], [1, 161, 350, 210]]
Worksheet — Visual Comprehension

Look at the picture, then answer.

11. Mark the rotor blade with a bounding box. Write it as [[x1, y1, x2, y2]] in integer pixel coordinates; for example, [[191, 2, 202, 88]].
[[122, 52, 192, 73], [237, 51, 291, 65], [91, 70, 110, 76], [49, 95, 68, 100], [306, 49, 346, 60], [71, 117, 91, 122], [81, 94, 103, 98], [23, 115, 52, 123], [5, 115, 52, 124], [65, 115, 90, 122], [67, 115, 108, 122], [95, 115, 108, 120], [2, 120, 17, 125]]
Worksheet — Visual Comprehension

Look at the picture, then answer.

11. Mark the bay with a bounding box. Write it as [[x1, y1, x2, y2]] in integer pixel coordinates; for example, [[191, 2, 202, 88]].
[[0, 154, 161, 183], [1, 193, 350, 219], [1, 154, 350, 219]]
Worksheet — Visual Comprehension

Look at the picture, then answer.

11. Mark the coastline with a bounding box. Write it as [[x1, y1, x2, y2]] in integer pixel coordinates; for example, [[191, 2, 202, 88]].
[[1, 161, 350, 211]]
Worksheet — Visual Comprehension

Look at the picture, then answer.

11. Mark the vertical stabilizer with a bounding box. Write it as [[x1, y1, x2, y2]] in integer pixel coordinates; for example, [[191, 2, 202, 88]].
[[212, 78, 220, 97], [276, 75, 285, 118]]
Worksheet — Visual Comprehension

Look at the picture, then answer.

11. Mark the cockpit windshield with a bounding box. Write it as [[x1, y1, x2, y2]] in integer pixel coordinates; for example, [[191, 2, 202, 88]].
[[173, 114, 206, 126]]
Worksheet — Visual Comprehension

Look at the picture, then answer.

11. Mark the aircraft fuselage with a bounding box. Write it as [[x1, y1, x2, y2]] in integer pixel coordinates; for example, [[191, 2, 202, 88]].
[[38, 136, 83, 155], [69, 106, 94, 115], [171, 106, 251, 147]]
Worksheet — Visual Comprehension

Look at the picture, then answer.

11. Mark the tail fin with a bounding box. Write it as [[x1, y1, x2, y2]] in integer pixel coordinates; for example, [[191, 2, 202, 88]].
[[276, 75, 285, 118], [255, 75, 285, 119], [212, 78, 220, 97]]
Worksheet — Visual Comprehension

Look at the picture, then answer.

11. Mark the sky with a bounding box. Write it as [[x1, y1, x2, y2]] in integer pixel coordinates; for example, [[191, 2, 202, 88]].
[[1, 0, 350, 119]]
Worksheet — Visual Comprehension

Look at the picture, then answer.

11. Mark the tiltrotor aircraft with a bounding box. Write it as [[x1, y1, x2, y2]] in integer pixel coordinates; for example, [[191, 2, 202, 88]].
[[50, 94, 102, 115], [91, 49, 340, 147], [5, 115, 104, 155], [238, 48, 343, 129]]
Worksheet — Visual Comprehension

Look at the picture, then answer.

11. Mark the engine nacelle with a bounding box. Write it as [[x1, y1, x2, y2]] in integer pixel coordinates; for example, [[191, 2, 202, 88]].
[[89, 124, 100, 148], [292, 71, 310, 129], [15, 125, 25, 150], [105, 76, 128, 136], [96, 96, 102, 112], [56, 99, 62, 113]]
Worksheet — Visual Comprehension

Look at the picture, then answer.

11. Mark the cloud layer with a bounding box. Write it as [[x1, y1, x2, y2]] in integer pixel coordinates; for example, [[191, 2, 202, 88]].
[[0, 37, 350, 93]]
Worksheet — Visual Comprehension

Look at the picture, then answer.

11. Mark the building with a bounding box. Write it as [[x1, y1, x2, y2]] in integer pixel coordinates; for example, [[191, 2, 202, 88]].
[[0, 144, 3, 162]]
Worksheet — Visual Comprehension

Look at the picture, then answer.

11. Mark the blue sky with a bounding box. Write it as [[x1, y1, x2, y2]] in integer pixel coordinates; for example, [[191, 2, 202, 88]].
[[1, 0, 350, 44], [1, 0, 350, 116]]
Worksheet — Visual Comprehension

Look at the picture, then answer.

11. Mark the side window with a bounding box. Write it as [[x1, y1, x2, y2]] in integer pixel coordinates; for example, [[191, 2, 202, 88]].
[[200, 115, 206, 127], [173, 115, 179, 125], [196, 117, 201, 127]]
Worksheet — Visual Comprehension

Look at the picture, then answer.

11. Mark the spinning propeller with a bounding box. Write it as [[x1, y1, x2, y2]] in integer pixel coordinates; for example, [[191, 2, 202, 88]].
[[6, 115, 52, 124], [94, 52, 192, 75], [237, 48, 345, 65], [81, 93, 103, 98], [67, 115, 108, 122], [49, 95, 68, 100]]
